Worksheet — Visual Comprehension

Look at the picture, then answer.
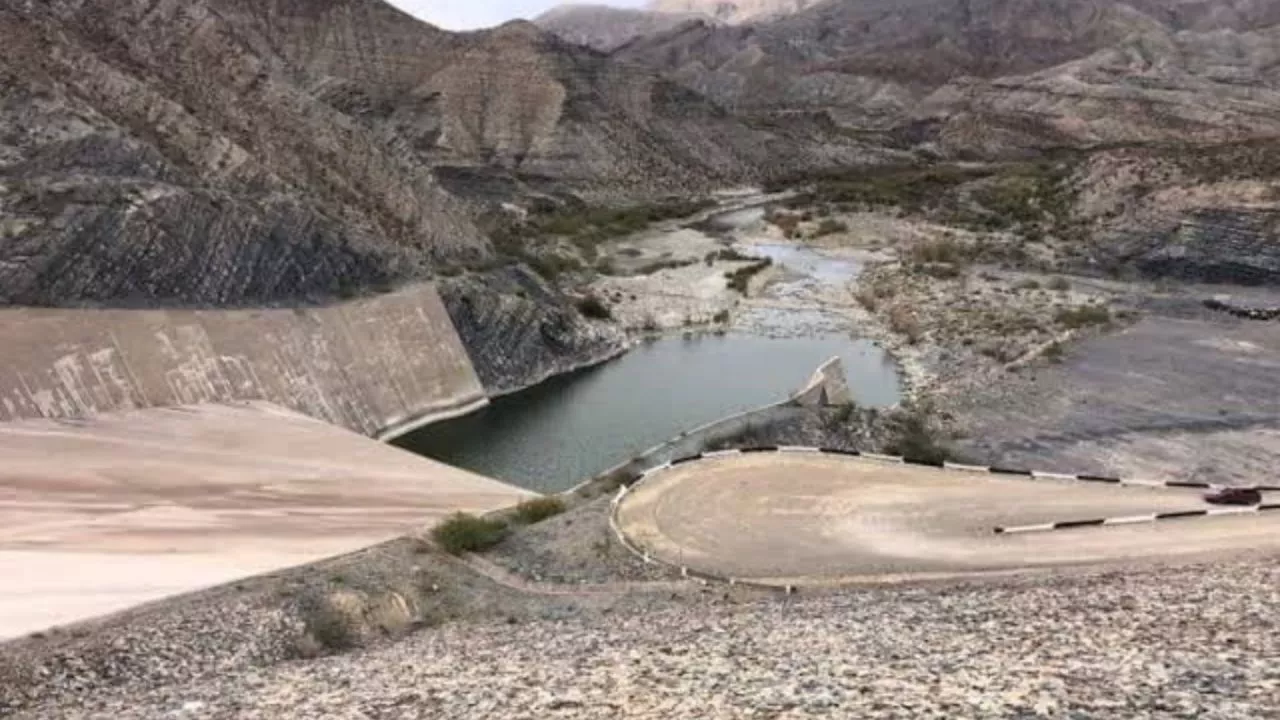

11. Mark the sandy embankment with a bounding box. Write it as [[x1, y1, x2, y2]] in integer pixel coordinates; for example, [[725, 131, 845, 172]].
[[0, 402, 529, 639]]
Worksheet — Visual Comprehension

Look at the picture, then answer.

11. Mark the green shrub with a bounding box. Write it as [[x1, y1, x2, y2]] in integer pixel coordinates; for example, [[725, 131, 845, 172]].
[[303, 602, 360, 652], [431, 513, 509, 555], [1055, 305, 1111, 329], [814, 218, 849, 237], [1048, 276, 1071, 292], [724, 258, 773, 294], [576, 295, 613, 320], [637, 258, 696, 275], [1015, 279, 1042, 291], [885, 404, 954, 465], [1044, 341, 1065, 363], [918, 263, 964, 280], [908, 238, 970, 265], [512, 497, 567, 525]]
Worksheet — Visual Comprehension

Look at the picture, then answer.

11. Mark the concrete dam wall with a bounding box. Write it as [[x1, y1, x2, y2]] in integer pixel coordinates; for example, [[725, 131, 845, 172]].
[[0, 284, 486, 437]]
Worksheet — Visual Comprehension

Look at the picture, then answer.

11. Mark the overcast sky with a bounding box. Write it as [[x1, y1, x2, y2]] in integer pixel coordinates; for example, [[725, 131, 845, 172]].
[[389, 1, 647, 30]]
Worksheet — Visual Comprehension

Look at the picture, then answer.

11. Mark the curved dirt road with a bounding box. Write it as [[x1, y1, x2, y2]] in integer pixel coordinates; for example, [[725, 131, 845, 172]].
[[616, 453, 1280, 585]]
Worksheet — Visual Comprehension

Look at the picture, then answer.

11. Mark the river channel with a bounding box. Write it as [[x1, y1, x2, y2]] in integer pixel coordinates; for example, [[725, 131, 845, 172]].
[[394, 203, 904, 493]]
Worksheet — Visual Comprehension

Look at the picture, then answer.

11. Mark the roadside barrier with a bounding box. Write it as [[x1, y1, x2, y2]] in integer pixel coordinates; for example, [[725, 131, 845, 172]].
[[996, 504, 1280, 535], [1203, 298, 1280, 321], [608, 445, 1279, 589]]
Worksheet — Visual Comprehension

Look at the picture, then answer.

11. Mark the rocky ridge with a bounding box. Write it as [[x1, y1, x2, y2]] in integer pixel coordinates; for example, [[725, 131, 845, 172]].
[[19, 557, 1280, 719], [534, 4, 702, 51], [0, 0, 485, 307], [611, 0, 1280, 154]]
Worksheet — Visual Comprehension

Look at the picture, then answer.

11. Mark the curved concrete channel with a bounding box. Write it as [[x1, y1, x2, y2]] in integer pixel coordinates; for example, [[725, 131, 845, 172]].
[[616, 452, 1280, 586]]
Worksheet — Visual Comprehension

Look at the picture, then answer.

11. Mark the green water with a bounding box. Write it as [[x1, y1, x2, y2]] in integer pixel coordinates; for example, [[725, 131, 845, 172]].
[[394, 331, 900, 493]]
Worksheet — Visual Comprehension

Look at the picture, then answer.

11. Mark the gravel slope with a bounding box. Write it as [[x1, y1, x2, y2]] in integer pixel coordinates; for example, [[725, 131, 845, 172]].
[[31, 557, 1280, 719]]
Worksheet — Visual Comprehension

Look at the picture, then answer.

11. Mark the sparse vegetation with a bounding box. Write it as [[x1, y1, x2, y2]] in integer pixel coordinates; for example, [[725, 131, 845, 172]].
[[430, 513, 509, 555], [303, 601, 361, 653], [706, 422, 775, 451], [1048, 276, 1071, 292], [724, 258, 774, 294], [814, 218, 849, 237], [765, 210, 802, 238], [888, 305, 923, 344], [706, 247, 756, 263], [576, 294, 613, 320], [908, 238, 970, 266], [918, 263, 965, 280], [712, 309, 730, 324], [884, 403, 955, 465], [511, 497, 567, 525], [767, 164, 995, 213], [1044, 341, 1065, 363], [1055, 305, 1112, 329], [637, 258, 697, 275], [487, 198, 714, 282]]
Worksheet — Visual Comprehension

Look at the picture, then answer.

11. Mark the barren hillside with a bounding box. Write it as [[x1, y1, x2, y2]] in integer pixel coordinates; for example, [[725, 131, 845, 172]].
[[615, 0, 1280, 151]]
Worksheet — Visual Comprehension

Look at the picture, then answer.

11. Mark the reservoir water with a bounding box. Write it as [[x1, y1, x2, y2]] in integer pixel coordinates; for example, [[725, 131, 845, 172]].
[[393, 332, 900, 493]]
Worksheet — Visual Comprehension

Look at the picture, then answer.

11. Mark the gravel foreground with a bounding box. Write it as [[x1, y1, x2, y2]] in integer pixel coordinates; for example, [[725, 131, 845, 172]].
[[29, 557, 1280, 720]]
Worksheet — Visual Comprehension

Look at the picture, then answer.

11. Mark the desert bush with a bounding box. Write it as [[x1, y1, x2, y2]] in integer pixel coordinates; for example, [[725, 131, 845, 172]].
[[576, 295, 613, 320], [637, 258, 696, 275], [765, 210, 802, 237], [814, 218, 849, 237], [884, 403, 954, 465], [1044, 341, 1065, 363], [724, 258, 773, 294], [856, 288, 879, 312], [918, 263, 964, 280], [1015, 279, 1042, 291], [705, 422, 775, 450], [302, 601, 360, 653], [512, 497, 567, 525], [1048, 276, 1071, 292], [908, 238, 970, 265], [1055, 305, 1111, 329], [888, 305, 923, 344], [431, 513, 509, 555]]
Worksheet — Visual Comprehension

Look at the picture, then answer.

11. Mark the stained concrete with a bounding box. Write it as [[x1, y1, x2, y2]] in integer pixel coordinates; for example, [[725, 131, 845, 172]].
[[0, 402, 530, 639], [793, 356, 853, 407], [0, 283, 485, 437]]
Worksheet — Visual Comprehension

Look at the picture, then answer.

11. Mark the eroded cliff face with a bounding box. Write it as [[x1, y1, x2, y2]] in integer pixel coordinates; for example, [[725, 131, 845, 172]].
[[211, 0, 876, 199], [0, 0, 489, 308], [438, 267, 626, 396]]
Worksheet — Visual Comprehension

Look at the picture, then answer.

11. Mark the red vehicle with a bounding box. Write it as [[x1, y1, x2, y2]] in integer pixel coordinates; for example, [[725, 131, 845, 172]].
[[1203, 487, 1262, 506]]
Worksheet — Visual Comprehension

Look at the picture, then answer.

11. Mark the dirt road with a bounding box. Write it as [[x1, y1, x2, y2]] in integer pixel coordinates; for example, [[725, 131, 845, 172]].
[[617, 452, 1280, 585]]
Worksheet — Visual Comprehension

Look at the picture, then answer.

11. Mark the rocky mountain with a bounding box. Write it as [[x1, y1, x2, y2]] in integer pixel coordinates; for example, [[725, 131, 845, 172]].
[[924, 22, 1280, 154], [211, 0, 874, 202], [535, 4, 701, 51], [0, 0, 879, 309], [536, 1, 820, 51], [648, 0, 823, 24], [0, 0, 486, 307], [615, 0, 1280, 149]]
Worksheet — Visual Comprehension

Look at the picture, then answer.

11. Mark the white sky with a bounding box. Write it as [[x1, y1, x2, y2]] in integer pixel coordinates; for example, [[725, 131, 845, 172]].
[[389, 1, 648, 31]]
